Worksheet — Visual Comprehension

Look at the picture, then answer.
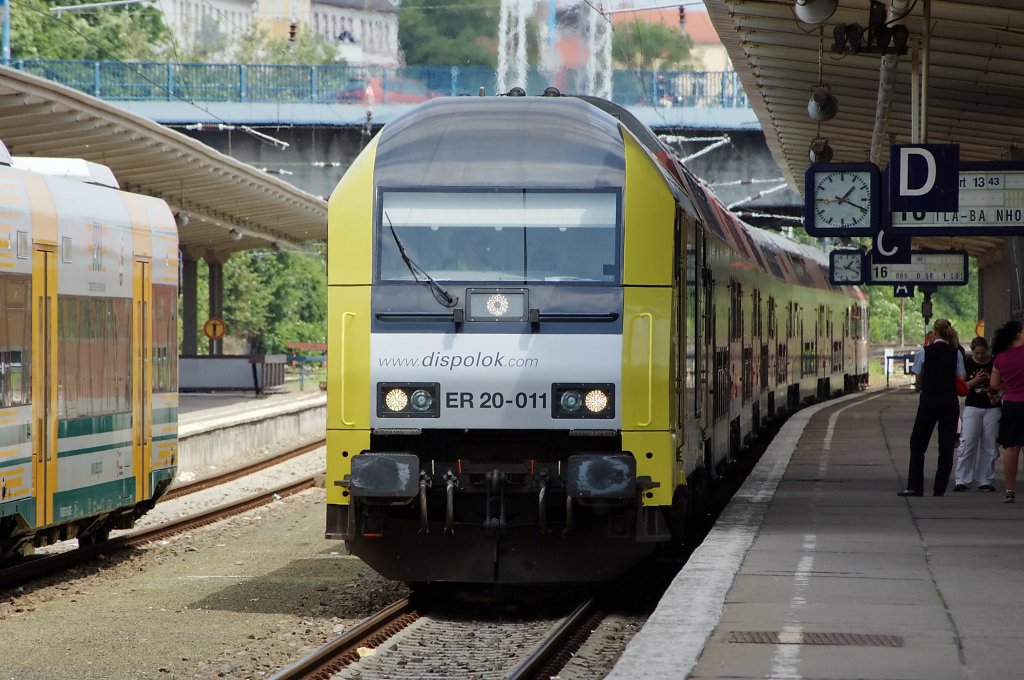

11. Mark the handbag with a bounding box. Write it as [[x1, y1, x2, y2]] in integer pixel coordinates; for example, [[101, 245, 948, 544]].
[[955, 376, 969, 397]]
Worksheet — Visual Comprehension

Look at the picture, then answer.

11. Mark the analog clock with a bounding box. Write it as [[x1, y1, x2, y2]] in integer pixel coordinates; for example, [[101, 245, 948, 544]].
[[829, 249, 866, 285], [803, 162, 881, 237]]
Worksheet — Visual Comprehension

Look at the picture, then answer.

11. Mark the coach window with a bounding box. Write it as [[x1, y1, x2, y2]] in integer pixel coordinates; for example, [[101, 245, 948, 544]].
[[0, 273, 31, 408], [729, 279, 742, 341], [752, 288, 762, 337], [58, 296, 132, 419], [153, 285, 179, 393]]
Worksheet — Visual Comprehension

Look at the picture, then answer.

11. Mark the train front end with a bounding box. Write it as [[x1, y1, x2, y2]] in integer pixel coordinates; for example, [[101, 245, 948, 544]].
[[326, 97, 679, 583]]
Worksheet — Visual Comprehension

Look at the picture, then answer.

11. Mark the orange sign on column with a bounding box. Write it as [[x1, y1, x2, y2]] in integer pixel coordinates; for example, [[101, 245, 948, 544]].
[[203, 316, 226, 341]]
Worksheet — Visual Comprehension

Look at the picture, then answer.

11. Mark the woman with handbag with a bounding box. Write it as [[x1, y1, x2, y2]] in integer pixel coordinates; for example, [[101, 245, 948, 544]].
[[898, 319, 966, 497]]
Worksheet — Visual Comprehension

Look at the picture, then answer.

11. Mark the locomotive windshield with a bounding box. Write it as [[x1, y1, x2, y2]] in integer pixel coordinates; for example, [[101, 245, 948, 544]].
[[377, 190, 620, 283]]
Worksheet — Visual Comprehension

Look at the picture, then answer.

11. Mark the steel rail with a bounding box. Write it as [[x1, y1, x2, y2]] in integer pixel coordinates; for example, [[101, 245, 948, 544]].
[[162, 438, 325, 501], [506, 597, 599, 680], [269, 597, 418, 680], [1, 477, 314, 589]]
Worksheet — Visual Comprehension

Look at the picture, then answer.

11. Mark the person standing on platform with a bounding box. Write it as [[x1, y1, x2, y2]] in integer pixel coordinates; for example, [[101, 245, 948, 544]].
[[953, 336, 1000, 492], [989, 319, 1024, 503], [898, 319, 966, 498]]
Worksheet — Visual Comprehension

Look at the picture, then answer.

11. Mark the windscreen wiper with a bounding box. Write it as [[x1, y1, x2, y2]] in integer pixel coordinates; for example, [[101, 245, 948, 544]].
[[385, 212, 459, 308]]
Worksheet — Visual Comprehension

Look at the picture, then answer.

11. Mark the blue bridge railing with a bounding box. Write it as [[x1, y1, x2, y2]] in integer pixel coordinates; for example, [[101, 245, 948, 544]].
[[3, 60, 749, 109]]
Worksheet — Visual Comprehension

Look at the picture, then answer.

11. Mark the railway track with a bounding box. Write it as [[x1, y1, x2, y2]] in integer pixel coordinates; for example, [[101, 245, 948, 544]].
[[270, 593, 602, 680], [163, 439, 325, 501], [0, 440, 325, 589], [270, 597, 420, 680]]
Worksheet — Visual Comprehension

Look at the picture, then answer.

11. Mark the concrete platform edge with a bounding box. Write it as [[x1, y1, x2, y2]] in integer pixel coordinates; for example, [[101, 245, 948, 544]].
[[607, 389, 880, 679]]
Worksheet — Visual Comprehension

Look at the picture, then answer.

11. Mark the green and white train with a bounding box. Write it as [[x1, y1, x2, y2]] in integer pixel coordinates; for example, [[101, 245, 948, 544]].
[[0, 142, 178, 558]]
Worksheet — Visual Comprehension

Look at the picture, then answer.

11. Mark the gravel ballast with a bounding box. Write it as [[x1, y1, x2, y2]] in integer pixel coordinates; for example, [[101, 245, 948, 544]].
[[1, 478, 409, 679]]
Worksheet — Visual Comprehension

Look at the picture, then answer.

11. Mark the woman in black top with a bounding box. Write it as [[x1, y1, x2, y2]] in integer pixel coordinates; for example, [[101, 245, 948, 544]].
[[952, 336, 1000, 492]]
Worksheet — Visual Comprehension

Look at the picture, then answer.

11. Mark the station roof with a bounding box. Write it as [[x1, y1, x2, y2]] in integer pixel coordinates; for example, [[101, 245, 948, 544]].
[[705, 0, 1023, 264], [0, 66, 326, 258]]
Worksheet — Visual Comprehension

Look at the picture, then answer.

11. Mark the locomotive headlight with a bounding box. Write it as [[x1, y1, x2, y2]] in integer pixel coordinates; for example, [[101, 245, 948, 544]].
[[584, 389, 609, 413], [378, 383, 441, 418], [384, 388, 408, 412], [552, 383, 615, 419], [466, 288, 528, 322], [560, 390, 583, 413], [485, 293, 510, 317], [409, 389, 433, 412]]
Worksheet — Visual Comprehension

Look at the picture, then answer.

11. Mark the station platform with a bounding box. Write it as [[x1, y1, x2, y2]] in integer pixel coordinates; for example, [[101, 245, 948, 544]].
[[175, 389, 326, 485], [610, 388, 1024, 680]]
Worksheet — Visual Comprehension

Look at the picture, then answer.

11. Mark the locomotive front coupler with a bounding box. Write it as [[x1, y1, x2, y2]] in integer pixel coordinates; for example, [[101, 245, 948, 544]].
[[483, 469, 507, 533], [418, 471, 431, 534], [443, 469, 457, 534]]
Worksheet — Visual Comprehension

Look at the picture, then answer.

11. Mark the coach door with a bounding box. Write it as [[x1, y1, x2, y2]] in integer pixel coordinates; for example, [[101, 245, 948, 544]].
[[132, 260, 152, 501], [32, 246, 57, 526]]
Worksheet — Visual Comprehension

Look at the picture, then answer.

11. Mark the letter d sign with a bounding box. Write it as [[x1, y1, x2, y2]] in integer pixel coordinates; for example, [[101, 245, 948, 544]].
[[889, 143, 959, 213]]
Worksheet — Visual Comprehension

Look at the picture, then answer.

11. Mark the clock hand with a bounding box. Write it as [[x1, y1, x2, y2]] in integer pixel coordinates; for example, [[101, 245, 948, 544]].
[[835, 195, 869, 214]]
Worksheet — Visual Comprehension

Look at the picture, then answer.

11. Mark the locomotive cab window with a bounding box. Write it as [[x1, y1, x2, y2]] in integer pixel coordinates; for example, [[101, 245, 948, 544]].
[[377, 190, 621, 284]]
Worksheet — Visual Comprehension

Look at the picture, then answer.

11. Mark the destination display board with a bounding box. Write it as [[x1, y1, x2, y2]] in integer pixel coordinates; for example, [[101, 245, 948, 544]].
[[868, 251, 968, 285], [889, 163, 1024, 235]]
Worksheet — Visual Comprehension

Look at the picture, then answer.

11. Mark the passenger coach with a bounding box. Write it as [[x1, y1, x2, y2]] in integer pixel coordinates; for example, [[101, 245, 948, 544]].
[[0, 144, 178, 557]]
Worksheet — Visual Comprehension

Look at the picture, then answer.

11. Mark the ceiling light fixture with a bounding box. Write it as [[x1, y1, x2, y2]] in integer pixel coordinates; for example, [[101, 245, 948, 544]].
[[809, 137, 834, 163], [794, 0, 837, 25], [808, 26, 839, 123], [808, 86, 839, 122]]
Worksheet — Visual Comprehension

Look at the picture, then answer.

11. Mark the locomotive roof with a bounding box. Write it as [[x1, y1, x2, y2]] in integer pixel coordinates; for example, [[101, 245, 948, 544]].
[[374, 97, 626, 190]]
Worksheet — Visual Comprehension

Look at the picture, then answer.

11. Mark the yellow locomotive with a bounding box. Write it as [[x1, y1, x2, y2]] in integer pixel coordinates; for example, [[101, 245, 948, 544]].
[[0, 145, 178, 558], [325, 94, 867, 583]]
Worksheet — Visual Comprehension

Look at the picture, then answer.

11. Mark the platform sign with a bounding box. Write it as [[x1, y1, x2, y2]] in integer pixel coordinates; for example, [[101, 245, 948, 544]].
[[868, 251, 969, 286], [889, 162, 1024, 235], [871, 229, 911, 264], [893, 285, 915, 298], [889, 144, 960, 213]]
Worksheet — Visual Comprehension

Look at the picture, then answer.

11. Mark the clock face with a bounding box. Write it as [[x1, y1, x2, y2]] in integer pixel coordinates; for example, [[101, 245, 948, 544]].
[[814, 171, 872, 229], [830, 250, 865, 284], [803, 163, 880, 237]]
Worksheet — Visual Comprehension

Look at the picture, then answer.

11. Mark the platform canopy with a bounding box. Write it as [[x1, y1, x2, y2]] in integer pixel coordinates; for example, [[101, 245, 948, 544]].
[[705, 0, 1023, 265], [0, 66, 326, 257]]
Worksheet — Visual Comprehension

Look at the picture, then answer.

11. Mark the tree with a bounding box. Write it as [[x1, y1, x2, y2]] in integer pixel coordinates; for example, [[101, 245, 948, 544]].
[[222, 249, 327, 354], [181, 248, 326, 356], [11, 0, 170, 61], [227, 24, 338, 65], [399, 0, 522, 67], [612, 21, 692, 71], [867, 259, 979, 345]]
